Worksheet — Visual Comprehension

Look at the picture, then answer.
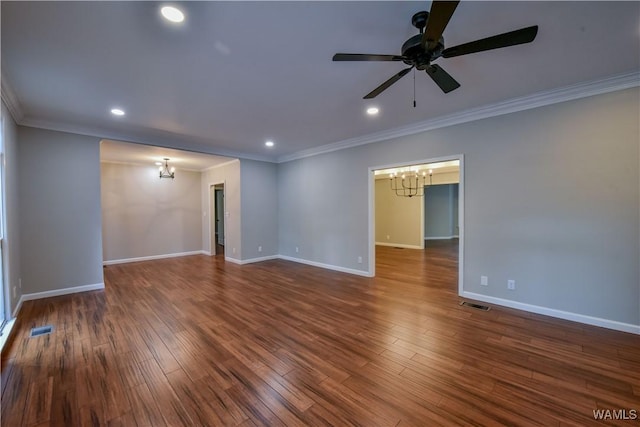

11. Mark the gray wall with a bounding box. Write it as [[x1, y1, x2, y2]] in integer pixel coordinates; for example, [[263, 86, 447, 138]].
[[101, 162, 202, 262], [18, 127, 103, 294], [279, 151, 369, 271], [425, 184, 458, 239], [240, 159, 278, 260], [278, 88, 640, 326], [1, 101, 21, 315], [201, 160, 241, 258]]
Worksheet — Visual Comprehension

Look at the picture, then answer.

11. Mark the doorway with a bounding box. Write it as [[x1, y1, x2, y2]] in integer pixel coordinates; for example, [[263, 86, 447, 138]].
[[369, 155, 464, 294], [209, 183, 225, 256]]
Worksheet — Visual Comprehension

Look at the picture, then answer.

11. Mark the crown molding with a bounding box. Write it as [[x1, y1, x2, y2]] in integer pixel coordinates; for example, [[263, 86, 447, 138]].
[[1, 72, 25, 123], [19, 116, 275, 163], [277, 71, 640, 163], [10, 71, 639, 165]]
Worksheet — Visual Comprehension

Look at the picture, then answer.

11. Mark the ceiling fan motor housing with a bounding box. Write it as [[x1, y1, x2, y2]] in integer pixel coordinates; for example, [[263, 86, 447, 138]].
[[402, 34, 444, 69]]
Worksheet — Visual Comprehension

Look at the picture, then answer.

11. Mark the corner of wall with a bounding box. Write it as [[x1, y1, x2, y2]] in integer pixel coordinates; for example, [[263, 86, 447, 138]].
[[1, 100, 23, 321]]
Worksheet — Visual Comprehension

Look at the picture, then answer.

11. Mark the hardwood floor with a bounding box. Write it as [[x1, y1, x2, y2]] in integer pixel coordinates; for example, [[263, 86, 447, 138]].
[[2, 241, 639, 426]]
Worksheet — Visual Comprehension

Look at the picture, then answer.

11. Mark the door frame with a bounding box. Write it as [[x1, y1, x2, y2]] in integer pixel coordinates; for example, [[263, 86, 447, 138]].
[[207, 181, 226, 256], [0, 116, 7, 323], [368, 154, 464, 295]]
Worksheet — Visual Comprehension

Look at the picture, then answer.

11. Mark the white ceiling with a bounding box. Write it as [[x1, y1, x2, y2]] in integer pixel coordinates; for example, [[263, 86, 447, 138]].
[[2, 1, 639, 162]]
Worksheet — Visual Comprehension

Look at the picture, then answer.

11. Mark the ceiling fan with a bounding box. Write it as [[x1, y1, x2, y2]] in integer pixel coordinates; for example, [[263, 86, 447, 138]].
[[333, 1, 538, 99]]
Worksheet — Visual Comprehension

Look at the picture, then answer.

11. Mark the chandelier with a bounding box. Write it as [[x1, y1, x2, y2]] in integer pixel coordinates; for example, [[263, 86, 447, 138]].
[[390, 169, 432, 197], [159, 158, 175, 179]]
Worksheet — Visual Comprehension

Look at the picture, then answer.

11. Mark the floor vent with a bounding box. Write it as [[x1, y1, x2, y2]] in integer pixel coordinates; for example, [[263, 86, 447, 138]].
[[460, 301, 490, 311], [29, 325, 53, 338]]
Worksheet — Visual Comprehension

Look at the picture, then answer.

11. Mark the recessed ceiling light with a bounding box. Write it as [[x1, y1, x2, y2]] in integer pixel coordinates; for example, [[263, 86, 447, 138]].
[[265, 141, 275, 148], [366, 107, 379, 116], [110, 108, 125, 116], [161, 6, 185, 23]]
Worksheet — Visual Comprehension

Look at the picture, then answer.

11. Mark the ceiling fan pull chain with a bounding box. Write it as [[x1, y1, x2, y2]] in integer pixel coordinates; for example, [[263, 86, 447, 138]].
[[413, 68, 417, 108]]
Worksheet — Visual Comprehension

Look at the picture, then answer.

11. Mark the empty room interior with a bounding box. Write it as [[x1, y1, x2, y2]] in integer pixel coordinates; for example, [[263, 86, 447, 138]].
[[1, 1, 639, 426]]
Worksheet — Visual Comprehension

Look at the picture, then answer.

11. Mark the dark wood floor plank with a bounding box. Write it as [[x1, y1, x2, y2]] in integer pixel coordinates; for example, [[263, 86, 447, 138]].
[[126, 382, 167, 427], [49, 387, 78, 427], [318, 376, 399, 427], [283, 368, 373, 426], [164, 368, 228, 426], [106, 411, 137, 427], [23, 376, 53, 426], [0, 362, 29, 426], [193, 375, 250, 425], [225, 383, 286, 427], [224, 358, 308, 426], [137, 324, 182, 375], [136, 357, 194, 426], [254, 364, 314, 412], [2, 240, 639, 426]]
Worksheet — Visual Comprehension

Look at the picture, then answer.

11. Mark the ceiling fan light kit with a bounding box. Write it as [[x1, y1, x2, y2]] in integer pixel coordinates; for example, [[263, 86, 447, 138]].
[[333, 1, 538, 99]]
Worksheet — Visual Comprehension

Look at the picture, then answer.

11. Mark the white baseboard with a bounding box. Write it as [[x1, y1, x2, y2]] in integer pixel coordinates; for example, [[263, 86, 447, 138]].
[[224, 254, 371, 277], [201, 250, 212, 256], [375, 242, 423, 249], [224, 255, 279, 265], [278, 255, 372, 277], [103, 250, 205, 265], [424, 235, 459, 240], [12, 297, 23, 318], [461, 291, 640, 335], [20, 283, 105, 304], [242, 255, 279, 265]]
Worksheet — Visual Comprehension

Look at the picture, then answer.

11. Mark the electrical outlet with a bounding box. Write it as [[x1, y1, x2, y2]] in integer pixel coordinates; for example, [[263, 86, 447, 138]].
[[386, 235, 390, 240], [232, 247, 236, 254], [357, 256, 363, 264], [12, 286, 16, 299], [258, 246, 262, 253], [480, 276, 488, 286], [295, 247, 299, 253], [507, 279, 516, 290], [19, 278, 22, 289]]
